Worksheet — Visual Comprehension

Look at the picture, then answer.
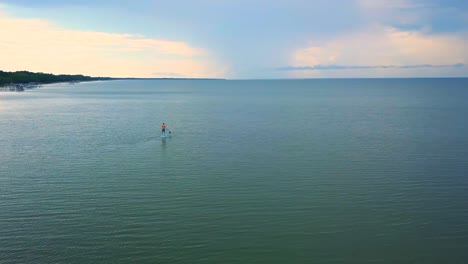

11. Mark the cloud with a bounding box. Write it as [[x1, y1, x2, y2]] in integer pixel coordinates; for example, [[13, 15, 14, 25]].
[[151, 72, 185, 78], [357, 0, 468, 33], [357, 0, 433, 21], [278, 63, 464, 71], [0, 7, 226, 78], [357, 0, 430, 11], [286, 24, 468, 78]]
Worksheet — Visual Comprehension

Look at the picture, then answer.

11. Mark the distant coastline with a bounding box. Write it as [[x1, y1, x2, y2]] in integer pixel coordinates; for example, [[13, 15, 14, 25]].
[[0, 71, 228, 92], [0, 70, 112, 92]]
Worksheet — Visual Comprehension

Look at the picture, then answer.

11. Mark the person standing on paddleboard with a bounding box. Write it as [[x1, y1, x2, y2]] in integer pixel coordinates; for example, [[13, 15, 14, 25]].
[[162, 123, 166, 135]]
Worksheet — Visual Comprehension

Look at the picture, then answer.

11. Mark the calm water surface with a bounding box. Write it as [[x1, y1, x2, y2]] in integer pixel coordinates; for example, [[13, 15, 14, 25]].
[[1, 79, 467, 263]]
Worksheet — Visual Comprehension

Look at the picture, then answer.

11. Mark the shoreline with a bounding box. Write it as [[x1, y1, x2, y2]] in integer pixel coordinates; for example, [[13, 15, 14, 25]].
[[0, 70, 112, 92], [0, 79, 113, 92]]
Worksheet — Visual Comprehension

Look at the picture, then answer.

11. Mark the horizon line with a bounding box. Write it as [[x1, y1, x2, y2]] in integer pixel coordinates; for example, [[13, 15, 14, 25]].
[[2, 70, 467, 81], [114, 76, 468, 81]]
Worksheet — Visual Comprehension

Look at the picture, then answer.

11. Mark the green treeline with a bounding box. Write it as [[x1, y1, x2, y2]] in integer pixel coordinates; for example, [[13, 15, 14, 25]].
[[0, 70, 111, 86]]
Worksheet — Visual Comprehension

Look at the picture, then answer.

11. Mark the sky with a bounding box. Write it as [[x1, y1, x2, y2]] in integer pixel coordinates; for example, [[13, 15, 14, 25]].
[[0, 0, 467, 79]]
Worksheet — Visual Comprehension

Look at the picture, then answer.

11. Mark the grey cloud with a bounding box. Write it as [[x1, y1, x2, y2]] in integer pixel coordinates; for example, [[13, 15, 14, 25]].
[[277, 63, 465, 71]]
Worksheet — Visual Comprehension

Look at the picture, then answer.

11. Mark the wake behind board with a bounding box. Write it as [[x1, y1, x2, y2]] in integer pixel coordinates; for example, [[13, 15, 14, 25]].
[[161, 132, 171, 138]]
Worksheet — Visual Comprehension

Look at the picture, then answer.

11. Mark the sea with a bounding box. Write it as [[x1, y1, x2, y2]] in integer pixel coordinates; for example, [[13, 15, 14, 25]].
[[1, 79, 467, 263]]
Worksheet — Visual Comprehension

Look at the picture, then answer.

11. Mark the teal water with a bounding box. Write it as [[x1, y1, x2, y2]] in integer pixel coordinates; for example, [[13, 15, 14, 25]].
[[1, 79, 467, 263]]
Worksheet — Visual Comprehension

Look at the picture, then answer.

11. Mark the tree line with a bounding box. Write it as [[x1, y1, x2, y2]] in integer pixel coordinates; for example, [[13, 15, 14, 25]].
[[0, 70, 111, 86]]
